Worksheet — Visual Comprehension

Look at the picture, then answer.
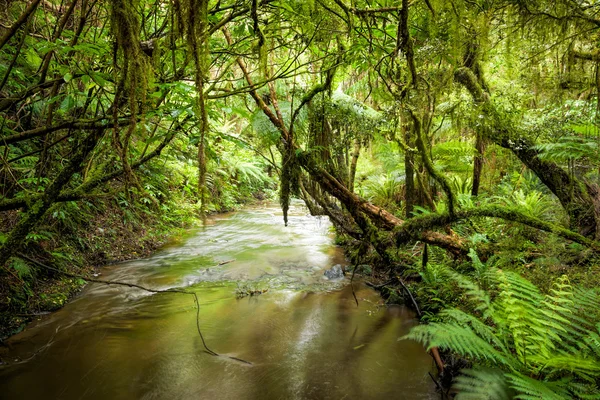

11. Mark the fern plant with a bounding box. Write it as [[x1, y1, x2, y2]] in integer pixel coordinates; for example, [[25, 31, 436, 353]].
[[402, 263, 600, 399], [535, 135, 599, 165], [505, 189, 557, 221], [360, 172, 404, 210]]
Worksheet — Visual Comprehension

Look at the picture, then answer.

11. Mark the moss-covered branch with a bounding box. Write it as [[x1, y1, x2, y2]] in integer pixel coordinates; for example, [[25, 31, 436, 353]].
[[409, 109, 457, 216], [395, 206, 600, 252], [0, 128, 177, 212], [1, 117, 131, 146], [0, 131, 104, 268], [454, 67, 599, 237]]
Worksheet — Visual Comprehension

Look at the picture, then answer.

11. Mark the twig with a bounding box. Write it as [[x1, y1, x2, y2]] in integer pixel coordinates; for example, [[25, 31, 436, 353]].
[[350, 265, 359, 307], [428, 372, 449, 400], [16, 253, 252, 365], [396, 275, 421, 317], [364, 279, 394, 289]]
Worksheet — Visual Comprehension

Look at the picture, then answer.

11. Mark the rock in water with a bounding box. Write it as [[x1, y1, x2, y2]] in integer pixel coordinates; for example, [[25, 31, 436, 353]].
[[324, 264, 344, 279]]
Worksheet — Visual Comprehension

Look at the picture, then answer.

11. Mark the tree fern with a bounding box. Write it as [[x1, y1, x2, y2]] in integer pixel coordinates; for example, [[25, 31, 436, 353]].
[[401, 262, 600, 398], [406, 322, 513, 365]]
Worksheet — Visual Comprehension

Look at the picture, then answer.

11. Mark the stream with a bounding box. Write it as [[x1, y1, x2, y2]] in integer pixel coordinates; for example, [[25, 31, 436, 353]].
[[0, 202, 436, 399]]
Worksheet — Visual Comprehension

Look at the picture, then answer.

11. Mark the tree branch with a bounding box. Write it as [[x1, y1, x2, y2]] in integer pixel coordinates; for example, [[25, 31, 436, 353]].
[[394, 206, 600, 252], [0, 0, 42, 51]]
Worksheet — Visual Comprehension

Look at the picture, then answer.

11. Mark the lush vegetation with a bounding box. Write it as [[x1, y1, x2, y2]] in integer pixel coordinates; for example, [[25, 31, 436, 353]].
[[404, 256, 600, 399], [1, 0, 600, 397]]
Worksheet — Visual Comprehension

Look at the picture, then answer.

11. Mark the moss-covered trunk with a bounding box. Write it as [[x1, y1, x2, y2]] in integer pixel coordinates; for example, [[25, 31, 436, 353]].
[[455, 67, 600, 237], [0, 131, 104, 268]]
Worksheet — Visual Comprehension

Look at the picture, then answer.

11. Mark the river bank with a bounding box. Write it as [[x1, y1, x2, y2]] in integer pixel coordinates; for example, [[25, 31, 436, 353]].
[[0, 202, 437, 399], [0, 196, 276, 341]]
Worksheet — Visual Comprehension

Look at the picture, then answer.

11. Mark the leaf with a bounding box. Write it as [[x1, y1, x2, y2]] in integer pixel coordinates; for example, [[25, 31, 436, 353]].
[[10, 258, 31, 278], [60, 95, 76, 112]]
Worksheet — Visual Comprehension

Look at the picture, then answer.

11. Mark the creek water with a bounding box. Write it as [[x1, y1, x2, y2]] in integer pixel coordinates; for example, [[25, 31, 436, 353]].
[[0, 202, 436, 399]]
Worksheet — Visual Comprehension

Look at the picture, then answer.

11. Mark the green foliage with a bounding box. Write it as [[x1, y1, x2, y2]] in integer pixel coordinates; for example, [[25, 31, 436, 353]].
[[493, 171, 565, 224], [359, 172, 404, 211], [433, 141, 475, 174], [9, 258, 31, 279], [505, 189, 555, 221], [535, 136, 599, 164], [450, 176, 474, 196], [402, 265, 600, 399], [453, 368, 511, 400]]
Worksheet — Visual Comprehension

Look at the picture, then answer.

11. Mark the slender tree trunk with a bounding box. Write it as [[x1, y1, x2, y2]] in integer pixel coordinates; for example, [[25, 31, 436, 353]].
[[191, 0, 210, 214], [404, 124, 415, 218], [349, 140, 361, 193], [472, 131, 486, 196]]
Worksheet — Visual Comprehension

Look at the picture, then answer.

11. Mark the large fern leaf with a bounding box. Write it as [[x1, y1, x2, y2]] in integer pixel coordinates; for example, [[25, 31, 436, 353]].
[[403, 263, 600, 398]]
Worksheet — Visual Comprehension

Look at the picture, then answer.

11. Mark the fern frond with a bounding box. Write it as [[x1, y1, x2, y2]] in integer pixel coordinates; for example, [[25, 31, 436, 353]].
[[571, 288, 600, 318], [495, 270, 544, 303], [402, 323, 514, 367], [447, 270, 492, 314], [583, 327, 600, 358], [454, 368, 511, 400], [568, 381, 600, 399], [531, 355, 600, 381], [506, 372, 570, 400], [408, 268, 600, 398], [441, 309, 509, 354]]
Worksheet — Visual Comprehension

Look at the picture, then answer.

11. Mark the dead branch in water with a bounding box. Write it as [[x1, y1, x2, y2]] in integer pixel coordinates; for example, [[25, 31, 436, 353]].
[[16, 253, 252, 365]]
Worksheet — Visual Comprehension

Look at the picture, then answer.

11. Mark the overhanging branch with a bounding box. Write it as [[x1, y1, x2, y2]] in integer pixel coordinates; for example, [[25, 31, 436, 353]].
[[395, 206, 600, 252]]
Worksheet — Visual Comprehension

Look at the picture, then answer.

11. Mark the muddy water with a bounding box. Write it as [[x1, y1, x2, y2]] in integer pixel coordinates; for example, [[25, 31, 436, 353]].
[[0, 203, 436, 399]]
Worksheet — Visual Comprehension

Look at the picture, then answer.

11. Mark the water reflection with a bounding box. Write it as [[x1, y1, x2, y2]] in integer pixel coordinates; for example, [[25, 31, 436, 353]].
[[0, 202, 436, 399]]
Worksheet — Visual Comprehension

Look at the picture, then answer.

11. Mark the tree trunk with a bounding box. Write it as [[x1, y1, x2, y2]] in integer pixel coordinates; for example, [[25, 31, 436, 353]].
[[472, 130, 485, 197], [404, 124, 415, 218], [455, 67, 599, 236], [349, 140, 361, 193], [191, 0, 210, 214]]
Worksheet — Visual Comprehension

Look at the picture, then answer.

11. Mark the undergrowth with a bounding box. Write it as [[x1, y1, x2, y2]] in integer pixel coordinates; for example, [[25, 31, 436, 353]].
[[402, 259, 600, 399]]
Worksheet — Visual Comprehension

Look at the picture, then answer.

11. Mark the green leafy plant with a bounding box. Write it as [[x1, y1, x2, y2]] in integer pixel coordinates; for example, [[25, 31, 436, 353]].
[[360, 173, 404, 210], [506, 189, 556, 221], [10, 258, 31, 279], [402, 267, 600, 399]]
